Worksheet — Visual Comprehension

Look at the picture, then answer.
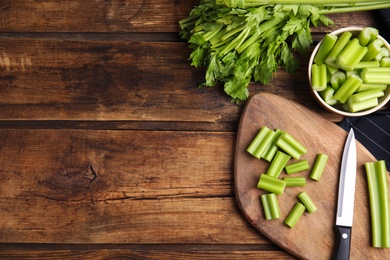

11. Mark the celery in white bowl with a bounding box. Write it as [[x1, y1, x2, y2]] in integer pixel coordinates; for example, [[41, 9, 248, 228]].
[[308, 27, 390, 116]]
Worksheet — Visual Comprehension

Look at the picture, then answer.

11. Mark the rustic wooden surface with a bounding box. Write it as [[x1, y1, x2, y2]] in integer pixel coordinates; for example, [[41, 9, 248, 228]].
[[0, 1, 385, 259]]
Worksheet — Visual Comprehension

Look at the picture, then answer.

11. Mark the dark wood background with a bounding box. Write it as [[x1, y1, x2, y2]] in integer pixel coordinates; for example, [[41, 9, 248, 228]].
[[0, 1, 383, 259]]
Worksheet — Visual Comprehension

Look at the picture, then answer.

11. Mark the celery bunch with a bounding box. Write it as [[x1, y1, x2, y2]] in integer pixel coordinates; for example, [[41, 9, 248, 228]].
[[179, 0, 390, 102]]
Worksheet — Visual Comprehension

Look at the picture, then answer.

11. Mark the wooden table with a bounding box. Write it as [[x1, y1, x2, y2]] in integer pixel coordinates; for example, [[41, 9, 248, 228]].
[[0, 1, 384, 259]]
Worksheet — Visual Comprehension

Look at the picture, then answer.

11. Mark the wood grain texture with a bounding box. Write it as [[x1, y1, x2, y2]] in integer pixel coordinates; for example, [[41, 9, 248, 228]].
[[235, 93, 389, 260]]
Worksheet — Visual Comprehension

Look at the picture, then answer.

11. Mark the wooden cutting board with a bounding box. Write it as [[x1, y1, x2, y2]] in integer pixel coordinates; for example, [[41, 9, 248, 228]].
[[235, 93, 389, 260]]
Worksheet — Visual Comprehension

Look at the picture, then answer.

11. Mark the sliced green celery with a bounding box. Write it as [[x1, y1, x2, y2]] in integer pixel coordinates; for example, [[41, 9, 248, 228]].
[[325, 32, 352, 68], [336, 38, 368, 71], [381, 57, 390, 67], [285, 160, 310, 174], [333, 75, 363, 103], [357, 83, 388, 92], [375, 47, 390, 62], [314, 34, 338, 65], [330, 71, 346, 91], [345, 97, 379, 113], [261, 193, 281, 220], [266, 151, 291, 178], [284, 177, 306, 187], [276, 132, 307, 160], [247, 126, 275, 159], [284, 202, 305, 228], [362, 39, 384, 61], [309, 153, 329, 182], [311, 64, 327, 91], [361, 67, 390, 84], [257, 173, 286, 195], [298, 192, 317, 213], [320, 86, 338, 106], [365, 160, 390, 248], [349, 89, 384, 103], [357, 27, 379, 46], [354, 60, 380, 69], [262, 129, 284, 162]]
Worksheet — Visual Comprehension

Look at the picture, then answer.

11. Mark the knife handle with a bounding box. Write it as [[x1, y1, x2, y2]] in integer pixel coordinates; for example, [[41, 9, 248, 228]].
[[333, 226, 352, 260]]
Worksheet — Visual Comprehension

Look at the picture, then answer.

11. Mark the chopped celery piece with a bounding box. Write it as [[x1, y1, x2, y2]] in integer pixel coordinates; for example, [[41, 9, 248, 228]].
[[298, 192, 317, 213], [325, 32, 352, 68], [362, 39, 384, 61], [357, 83, 388, 92], [375, 47, 390, 62], [314, 34, 338, 65], [285, 160, 310, 174], [345, 97, 379, 113], [365, 160, 390, 248], [257, 173, 286, 195], [276, 132, 307, 160], [247, 126, 275, 159], [336, 38, 368, 71], [284, 202, 305, 228], [330, 71, 346, 91], [381, 57, 390, 67], [309, 153, 329, 182], [345, 69, 360, 78], [320, 86, 338, 106], [357, 27, 378, 46], [354, 60, 380, 69], [266, 151, 291, 178], [333, 75, 363, 104], [261, 193, 280, 220], [349, 89, 384, 103], [327, 65, 339, 75], [262, 129, 284, 162], [361, 67, 390, 84], [284, 177, 306, 187], [311, 64, 327, 91]]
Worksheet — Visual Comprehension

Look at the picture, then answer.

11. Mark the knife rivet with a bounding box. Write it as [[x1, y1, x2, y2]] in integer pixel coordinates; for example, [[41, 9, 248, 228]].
[[342, 233, 348, 239]]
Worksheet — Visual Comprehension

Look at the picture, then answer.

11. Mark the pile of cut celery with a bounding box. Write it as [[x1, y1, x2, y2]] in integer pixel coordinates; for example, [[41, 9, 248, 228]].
[[311, 27, 390, 113]]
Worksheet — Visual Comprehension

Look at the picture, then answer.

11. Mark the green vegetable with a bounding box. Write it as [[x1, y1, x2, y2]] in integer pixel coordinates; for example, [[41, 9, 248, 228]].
[[365, 160, 390, 248], [285, 160, 310, 174], [320, 86, 338, 106], [333, 75, 363, 103], [381, 57, 390, 67], [276, 131, 307, 160], [354, 60, 380, 69], [247, 126, 276, 159], [348, 89, 384, 103], [311, 64, 327, 91], [345, 97, 379, 112], [330, 71, 346, 91], [284, 202, 305, 228], [336, 38, 368, 71], [309, 153, 328, 181], [261, 193, 281, 220], [262, 129, 284, 162], [362, 39, 384, 61], [297, 192, 317, 213], [266, 150, 291, 178], [284, 177, 306, 187], [357, 26, 379, 46], [314, 34, 338, 65], [179, 1, 390, 102], [357, 83, 388, 92], [257, 173, 286, 195], [361, 67, 390, 84], [325, 32, 352, 68]]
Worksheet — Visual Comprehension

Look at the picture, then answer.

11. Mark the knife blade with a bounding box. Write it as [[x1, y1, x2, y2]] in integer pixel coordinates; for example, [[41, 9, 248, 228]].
[[333, 129, 357, 260]]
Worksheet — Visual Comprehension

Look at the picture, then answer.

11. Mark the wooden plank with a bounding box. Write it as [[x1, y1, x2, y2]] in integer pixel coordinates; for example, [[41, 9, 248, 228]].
[[0, 38, 351, 123], [0, 129, 271, 244], [0, 1, 375, 33], [0, 248, 296, 259]]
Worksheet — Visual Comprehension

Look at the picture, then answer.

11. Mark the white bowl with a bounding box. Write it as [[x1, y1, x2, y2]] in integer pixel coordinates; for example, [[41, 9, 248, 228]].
[[308, 27, 390, 117]]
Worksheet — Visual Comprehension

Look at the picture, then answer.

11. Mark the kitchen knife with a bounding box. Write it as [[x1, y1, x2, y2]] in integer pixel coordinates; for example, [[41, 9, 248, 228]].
[[333, 129, 357, 260]]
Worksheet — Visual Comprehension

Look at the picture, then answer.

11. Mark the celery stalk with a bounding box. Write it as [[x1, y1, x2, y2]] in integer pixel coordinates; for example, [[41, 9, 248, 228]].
[[375, 47, 390, 62], [276, 132, 307, 158], [284, 202, 305, 228], [325, 31, 352, 68], [261, 193, 281, 220], [348, 89, 384, 103], [357, 27, 379, 46], [284, 177, 306, 187], [357, 83, 388, 92], [354, 60, 380, 69], [257, 173, 286, 195], [365, 160, 390, 248], [266, 150, 291, 178], [285, 160, 310, 174], [330, 71, 346, 90], [314, 34, 338, 65], [345, 97, 379, 112], [262, 129, 284, 162], [298, 192, 317, 213], [247, 126, 275, 159], [361, 67, 390, 84], [381, 57, 390, 67], [309, 153, 329, 181], [362, 39, 384, 61], [336, 38, 368, 71], [311, 64, 327, 91], [320, 86, 338, 105], [333, 75, 363, 103]]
